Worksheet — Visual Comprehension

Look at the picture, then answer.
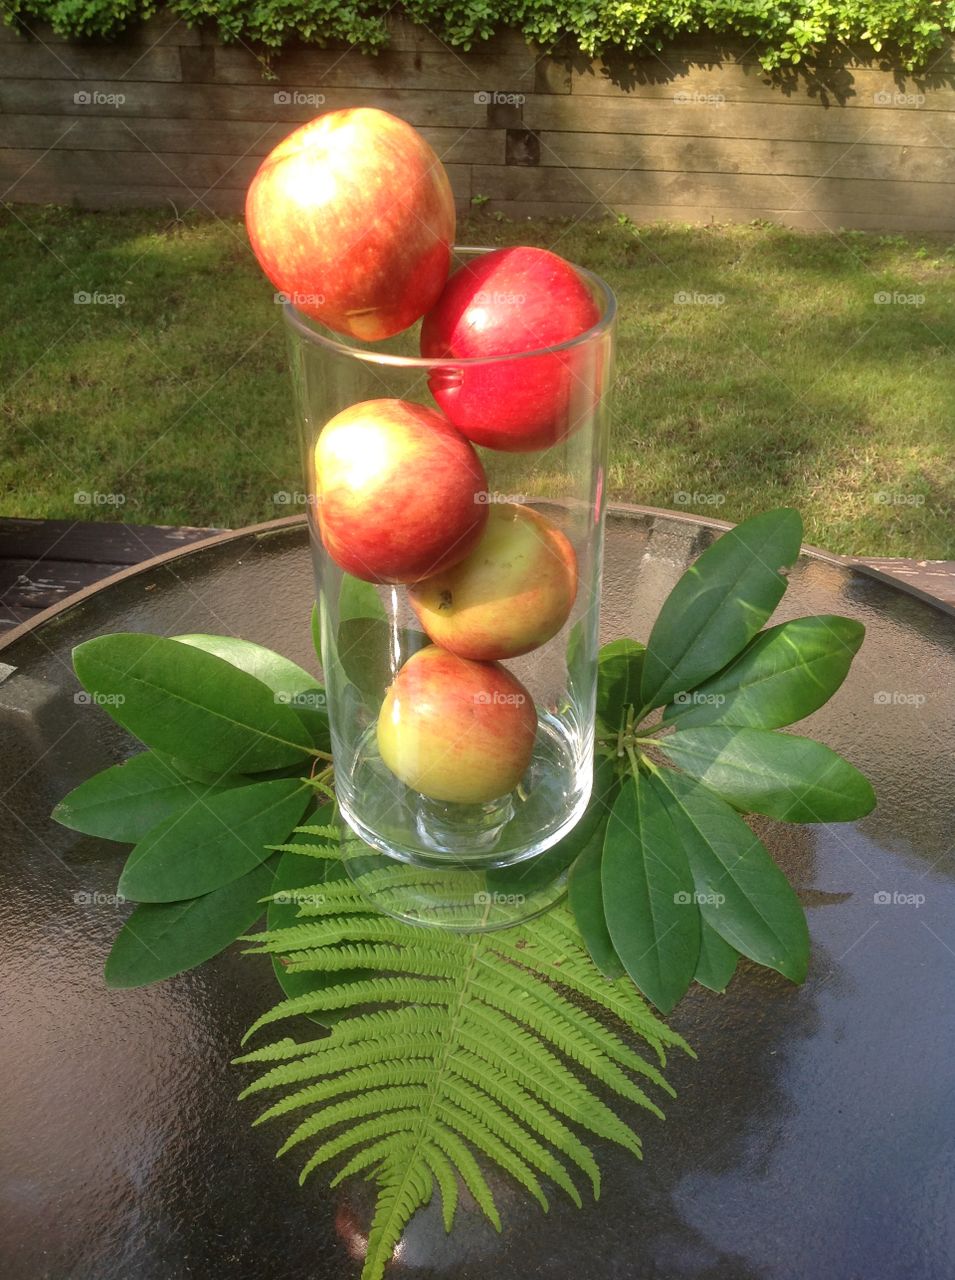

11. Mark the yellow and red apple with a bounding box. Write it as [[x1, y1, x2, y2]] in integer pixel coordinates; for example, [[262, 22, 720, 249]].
[[376, 646, 537, 804], [314, 399, 488, 584], [420, 246, 600, 451], [409, 503, 578, 660], [246, 108, 455, 341]]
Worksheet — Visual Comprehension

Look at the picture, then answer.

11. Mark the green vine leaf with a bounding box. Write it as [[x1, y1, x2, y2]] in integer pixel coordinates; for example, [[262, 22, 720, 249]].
[[105, 858, 277, 989], [237, 861, 691, 1280], [640, 508, 803, 711], [602, 771, 700, 1013], [662, 614, 865, 730], [72, 633, 317, 774], [650, 768, 809, 983], [694, 921, 739, 993], [52, 751, 241, 843], [118, 778, 311, 902], [658, 725, 876, 822]]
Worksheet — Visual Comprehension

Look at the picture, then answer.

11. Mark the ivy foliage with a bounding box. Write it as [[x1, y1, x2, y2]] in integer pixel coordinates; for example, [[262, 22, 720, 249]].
[[6, 0, 955, 70]]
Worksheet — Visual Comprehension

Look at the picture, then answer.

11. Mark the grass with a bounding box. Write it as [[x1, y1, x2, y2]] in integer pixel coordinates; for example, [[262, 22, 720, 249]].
[[2, 204, 953, 557]]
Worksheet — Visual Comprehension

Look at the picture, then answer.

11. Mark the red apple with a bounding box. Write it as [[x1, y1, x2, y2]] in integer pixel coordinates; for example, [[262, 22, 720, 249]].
[[420, 246, 601, 451], [246, 108, 455, 341], [377, 646, 537, 804], [409, 503, 578, 660], [314, 399, 488, 584]]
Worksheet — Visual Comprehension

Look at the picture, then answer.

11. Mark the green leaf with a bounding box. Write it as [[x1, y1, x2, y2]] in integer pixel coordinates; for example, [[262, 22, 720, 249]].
[[658, 725, 876, 822], [118, 778, 311, 902], [651, 768, 809, 983], [640, 509, 803, 710], [596, 639, 645, 731], [52, 751, 240, 843], [568, 829, 624, 979], [174, 633, 330, 750], [337, 618, 428, 699], [486, 754, 618, 895], [72, 633, 315, 774], [694, 921, 739, 993], [105, 859, 276, 988], [662, 615, 864, 730], [340, 572, 387, 623], [601, 772, 700, 1013]]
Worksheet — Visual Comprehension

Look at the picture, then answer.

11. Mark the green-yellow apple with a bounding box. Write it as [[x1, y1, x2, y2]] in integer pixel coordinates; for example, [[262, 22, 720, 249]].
[[408, 503, 578, 660], [246, 108, 455, 341], [376, 646, 537, 804], [314, 399, 488, 584], [420, 246, 600, 450]]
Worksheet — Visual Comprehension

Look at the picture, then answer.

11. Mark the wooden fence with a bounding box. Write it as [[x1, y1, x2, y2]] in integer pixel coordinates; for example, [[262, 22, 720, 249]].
[[2, 13, 955, 230]]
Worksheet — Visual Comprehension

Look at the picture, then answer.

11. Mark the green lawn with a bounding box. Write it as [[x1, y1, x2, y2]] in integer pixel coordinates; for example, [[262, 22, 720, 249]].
[[2, 204, 953, 557]]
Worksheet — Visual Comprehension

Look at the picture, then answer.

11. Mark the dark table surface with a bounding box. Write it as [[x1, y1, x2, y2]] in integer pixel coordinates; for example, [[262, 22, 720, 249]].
[[1, 508, 953, 1280]]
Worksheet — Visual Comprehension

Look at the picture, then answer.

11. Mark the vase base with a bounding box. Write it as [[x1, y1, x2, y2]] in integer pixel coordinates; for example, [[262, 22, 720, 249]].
[[340, 830, 570, 933]]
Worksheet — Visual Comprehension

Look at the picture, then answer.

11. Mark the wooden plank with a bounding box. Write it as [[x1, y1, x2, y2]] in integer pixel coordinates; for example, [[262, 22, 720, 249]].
[[0, 43, 181, 81], [214, 45, 538, 92], [476, 199, 955, 233], [568, 59, 955, 112], [471, 162, 955, 220], [0, 79, 489, 128], [0, 519, 227, 565], [536, 131, 955, 184], [525, 95, 955, 147], [0, 604, 38, 633], [0, 557, 127, 611], [0, 147, 471, 200], [0, 114, 504, 164]]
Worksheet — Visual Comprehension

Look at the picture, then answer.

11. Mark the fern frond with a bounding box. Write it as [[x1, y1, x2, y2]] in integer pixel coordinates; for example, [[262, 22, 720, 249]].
[[238, 844, 692, 1280]]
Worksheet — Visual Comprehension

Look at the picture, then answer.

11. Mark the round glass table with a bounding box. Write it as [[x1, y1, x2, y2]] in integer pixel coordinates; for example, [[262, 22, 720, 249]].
[[1, 507, 952, 1280]]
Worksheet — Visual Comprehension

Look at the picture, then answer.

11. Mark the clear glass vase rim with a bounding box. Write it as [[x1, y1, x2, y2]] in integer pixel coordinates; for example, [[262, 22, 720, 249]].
[[282, 245, 617, 369]]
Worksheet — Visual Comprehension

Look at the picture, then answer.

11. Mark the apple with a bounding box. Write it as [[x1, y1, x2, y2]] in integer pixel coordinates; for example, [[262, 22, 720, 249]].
[[314, 398, 488, 584], [408, 503, 577, 660], [377, 646, 537, 804], [419, 245, 601, 451], [246, 108, 455, 341]]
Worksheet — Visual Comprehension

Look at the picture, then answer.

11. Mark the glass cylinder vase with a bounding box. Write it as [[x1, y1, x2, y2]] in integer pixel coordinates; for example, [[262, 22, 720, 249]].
[[287, 248, 615, 891]]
